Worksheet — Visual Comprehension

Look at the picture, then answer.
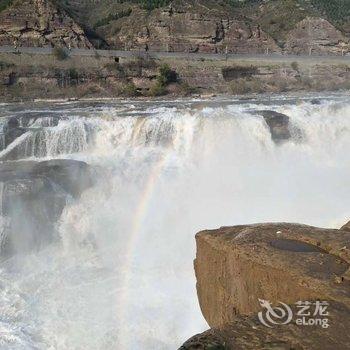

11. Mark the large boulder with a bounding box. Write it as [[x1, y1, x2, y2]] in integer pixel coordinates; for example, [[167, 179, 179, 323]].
[[256, 111, 292, 143], [180, 223, 350, 349], [0, 159, 94, 256], [1, 117, 27, 150], [195, 223, 350, 326]]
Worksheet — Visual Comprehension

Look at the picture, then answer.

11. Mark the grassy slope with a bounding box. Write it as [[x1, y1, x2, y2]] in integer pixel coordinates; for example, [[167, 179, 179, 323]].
[[0, 0, 14, 12], [239, 0, 317, 46]]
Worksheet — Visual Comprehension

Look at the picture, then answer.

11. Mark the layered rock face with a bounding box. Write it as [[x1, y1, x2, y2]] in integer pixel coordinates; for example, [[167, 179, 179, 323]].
[[1, 0, 349, 54], [285, 17, 349, 55], [181, 223, 350, 349], [97, 4, 281, 54], [342, 221, 350, 232], [0, 0, 92, 48]]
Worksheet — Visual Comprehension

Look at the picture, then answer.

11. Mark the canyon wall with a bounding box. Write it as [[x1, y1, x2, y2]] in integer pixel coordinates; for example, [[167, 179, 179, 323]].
[[0, 0, 349, 55], [0, 0, 92, 48]]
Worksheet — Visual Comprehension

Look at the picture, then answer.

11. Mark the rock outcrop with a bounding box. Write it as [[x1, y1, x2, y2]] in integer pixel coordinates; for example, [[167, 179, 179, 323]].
[[341, 221, 350, 232], [181, 306, 350, 350], [0, 0, 92, 48], [96, 4, 281, 54], [181, 222, 350, 349], [1, 1, 349, 55], [0, 159, 94, 256], [0, 117, 26, 150], [285, 17, 349, 55], [255, 111, 292, 143]]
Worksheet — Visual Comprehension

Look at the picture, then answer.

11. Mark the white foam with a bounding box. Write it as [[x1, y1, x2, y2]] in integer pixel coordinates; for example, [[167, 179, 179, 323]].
[[1, 97, 350, 349]]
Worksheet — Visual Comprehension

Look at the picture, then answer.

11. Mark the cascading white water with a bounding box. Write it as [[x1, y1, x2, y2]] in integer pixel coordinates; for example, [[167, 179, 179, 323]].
[[0, 95, 350, 349]]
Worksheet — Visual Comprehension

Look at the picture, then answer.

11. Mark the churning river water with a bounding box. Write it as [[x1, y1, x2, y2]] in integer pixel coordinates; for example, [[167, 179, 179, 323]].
[[0, 94, 350, 349]]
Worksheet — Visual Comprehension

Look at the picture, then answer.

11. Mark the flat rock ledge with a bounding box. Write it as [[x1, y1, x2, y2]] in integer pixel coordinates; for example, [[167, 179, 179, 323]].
[[180, 222, 350, 350]]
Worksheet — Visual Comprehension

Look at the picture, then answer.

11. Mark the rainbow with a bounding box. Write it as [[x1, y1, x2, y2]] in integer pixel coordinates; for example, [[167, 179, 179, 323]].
[[116, 149, 170, 345]]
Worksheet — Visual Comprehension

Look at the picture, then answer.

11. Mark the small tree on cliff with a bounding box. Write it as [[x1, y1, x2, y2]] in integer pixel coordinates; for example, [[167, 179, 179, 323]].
[[157, 64, 178, 86], [53, 47, 68, 61], [149, 64, 178, 96]]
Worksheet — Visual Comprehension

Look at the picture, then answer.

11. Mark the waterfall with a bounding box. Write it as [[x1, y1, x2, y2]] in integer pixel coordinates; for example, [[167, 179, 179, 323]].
[[0, 182, 6, 252], [0, 118, 92, 160], [0, 96, 350, 349]]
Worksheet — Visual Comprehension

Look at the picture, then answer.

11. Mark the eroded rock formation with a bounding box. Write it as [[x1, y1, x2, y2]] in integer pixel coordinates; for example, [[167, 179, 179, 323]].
[[255, 111, 292, 143], [96, 4, 281, 53], [0, 0, 92, 48], [285, 17, 349, 55], [181, 222, 350, 349], [341, 221, 350, 232]]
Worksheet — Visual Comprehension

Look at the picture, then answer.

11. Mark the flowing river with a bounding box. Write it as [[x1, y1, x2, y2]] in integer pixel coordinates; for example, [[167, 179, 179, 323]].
[[0, 94, 350, 349]]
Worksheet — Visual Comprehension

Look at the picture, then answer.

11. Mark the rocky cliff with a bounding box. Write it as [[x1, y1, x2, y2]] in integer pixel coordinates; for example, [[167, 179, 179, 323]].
[[1, 0, 349, 54], [181, 222, 350, 349], [285, 17, 349, 55], [95, 3, 281, 54], [70, 0, 350, 54], [0, 0, 92, 48]]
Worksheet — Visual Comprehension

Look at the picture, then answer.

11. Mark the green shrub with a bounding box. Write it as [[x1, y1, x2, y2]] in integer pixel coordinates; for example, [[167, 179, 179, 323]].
[[93, 8, 132, 29], [179, 82, 197, 96], [53, 47, 68, 61], [229, 78, 265, 95], [0, 60, 15, 71], [68, 68, 79, 82], [149, 80, 166, 96], [0, 0, 13, 13], [157, 64, 177, 86], [310, 0, 350, 25], [291, 61, 299, 71], [122, 82, 138, 97], [136, 0, 171, 11]]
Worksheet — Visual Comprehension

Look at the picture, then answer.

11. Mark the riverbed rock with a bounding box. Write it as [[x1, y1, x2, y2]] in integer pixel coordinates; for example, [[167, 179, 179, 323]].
[[255, 111, 292, 143], [0, 159, 94, 256], [1, 117, 27, 149]]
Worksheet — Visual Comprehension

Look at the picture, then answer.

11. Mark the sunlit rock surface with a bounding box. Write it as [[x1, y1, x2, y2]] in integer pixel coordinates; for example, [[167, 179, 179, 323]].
[[285, 17, 349, 55], [180, 223, 350, 349], [0, 0, 92, 48]]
